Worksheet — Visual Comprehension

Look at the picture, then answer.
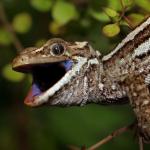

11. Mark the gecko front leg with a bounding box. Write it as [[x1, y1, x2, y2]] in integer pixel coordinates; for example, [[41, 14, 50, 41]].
[[124, 73, 150, 143]]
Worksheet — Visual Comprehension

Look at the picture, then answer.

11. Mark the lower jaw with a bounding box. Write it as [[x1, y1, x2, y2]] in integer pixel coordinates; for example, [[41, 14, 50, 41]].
[[24, 86, 37, 106]]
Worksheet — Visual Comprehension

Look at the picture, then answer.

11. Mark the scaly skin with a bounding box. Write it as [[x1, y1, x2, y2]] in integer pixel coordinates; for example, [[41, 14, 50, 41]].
[[12, 17, 150, 142]]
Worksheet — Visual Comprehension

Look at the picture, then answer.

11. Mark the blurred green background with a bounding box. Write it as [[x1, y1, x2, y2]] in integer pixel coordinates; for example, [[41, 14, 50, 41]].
[[0, 0, 150, 150]]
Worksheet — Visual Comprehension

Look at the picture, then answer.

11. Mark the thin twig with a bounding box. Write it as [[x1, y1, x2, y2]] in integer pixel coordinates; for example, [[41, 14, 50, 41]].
[[0, 2, 23, 52], [123, 16, 134, 29], [119, 0, 134, 29], [139, 136, 144, 150], [120, 0, 125, 9], [87, 123, 135, 150], [81, 145, 86, 150]]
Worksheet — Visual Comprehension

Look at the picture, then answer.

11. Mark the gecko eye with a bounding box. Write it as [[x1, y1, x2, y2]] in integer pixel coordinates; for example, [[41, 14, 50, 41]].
[[50, 43, 65, 56]]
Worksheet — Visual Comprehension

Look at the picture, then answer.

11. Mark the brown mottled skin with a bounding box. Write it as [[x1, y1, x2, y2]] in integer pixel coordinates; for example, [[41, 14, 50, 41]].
[[124, 74, 150, 143]]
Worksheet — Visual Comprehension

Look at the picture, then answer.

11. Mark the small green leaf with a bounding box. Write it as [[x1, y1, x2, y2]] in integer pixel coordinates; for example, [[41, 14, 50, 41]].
[[89, 9, 110, 22], [122, 0, 134, 7], [0, 28, 12, 45], [102, 23, 120, 37], [2, 64, 25, 82], [135, 0, 150, 12], [35, 39, 47, 47], [103, 7, 119, 18], [107, 0, 122, 11], [30, 0, 52, 12], [49, 21, 65, 35], [127, 13, 145, 27], [120, 20, 129, 27], [52, 1, 79, 25], [12, 13, 32, 34]]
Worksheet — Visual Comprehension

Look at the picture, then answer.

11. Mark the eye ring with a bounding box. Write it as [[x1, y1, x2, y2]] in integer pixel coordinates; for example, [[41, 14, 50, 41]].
[[50, 43, 65, 56]]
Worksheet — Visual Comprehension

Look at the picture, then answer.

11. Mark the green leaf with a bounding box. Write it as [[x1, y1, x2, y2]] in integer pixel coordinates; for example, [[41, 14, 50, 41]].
[[30, 0, 52, 12], [89, 9, 110, 22], [35, 39, 47, 47], [120, 19, 129, 27], [135, 0, 150, 12], [52, 1, 79, 25], [127, 13, 145, 27], [107, 0, 122, 11], [12, 13, 32, 34], [122, 0, 134, 7], [102, 23, 120, 37], [49, 21, 65, 35], [2, 64, 25, 82], [0, 28, 12, 45], [103, 7, 119, 18]]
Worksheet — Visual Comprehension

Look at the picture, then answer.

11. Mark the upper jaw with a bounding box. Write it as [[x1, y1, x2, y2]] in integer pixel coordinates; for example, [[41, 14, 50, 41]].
[[12, 53, 69, 72], [12, 40, 92, 72]]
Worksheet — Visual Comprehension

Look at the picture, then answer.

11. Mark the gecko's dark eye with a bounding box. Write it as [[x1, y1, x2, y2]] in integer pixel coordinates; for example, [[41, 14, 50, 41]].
[[50, 43, 65, 56]]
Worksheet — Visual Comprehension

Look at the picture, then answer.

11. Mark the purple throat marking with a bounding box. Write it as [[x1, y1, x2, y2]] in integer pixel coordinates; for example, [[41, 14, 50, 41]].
[[30, 60, 73, 98], [61, 60, 73, 71], [32, 83, 42, 97]]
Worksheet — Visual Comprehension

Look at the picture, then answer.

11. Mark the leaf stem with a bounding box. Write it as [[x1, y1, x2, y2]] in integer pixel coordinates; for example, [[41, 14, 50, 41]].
[[0, 2, 23, 52]]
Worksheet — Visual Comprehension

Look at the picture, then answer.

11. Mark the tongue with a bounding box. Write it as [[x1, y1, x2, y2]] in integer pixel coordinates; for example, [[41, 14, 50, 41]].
[[24, 83, 42, 105]]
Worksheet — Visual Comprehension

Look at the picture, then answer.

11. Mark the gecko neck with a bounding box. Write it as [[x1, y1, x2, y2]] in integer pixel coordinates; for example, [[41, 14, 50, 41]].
[[88, 17, 150, 105], [84, 58, 127, 105]]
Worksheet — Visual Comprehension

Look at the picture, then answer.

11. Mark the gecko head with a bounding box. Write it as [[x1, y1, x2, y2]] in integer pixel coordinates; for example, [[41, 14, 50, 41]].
[[12, 38, 100, 107]]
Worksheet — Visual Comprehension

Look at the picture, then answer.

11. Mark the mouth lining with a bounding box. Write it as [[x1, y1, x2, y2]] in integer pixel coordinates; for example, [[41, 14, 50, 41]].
[[24, 60, 73, 105]]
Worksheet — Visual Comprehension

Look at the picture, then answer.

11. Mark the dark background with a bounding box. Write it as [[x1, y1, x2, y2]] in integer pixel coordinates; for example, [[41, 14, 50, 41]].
[[0, 0, 150, 150]]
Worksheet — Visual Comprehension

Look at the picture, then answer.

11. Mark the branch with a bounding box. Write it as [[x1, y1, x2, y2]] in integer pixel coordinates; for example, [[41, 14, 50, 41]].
[[139, 136, 144, 150], [87, 123, 135, 150], [0, 2, 23, 52]]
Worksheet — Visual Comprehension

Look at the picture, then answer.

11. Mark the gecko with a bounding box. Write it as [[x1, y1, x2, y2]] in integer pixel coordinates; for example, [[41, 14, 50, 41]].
[[12, 17, 150, 142]]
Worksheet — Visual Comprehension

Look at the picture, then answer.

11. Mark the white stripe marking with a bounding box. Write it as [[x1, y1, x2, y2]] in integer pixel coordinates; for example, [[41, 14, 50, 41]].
[[145, 74, 150, 85], [132, 38, 150, 58], [102, 17, 150, 61]]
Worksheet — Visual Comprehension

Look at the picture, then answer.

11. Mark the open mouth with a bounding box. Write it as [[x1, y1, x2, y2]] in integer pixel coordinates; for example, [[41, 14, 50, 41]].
[[21, 60, 73, 105], [13, 55, 88, 106]]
